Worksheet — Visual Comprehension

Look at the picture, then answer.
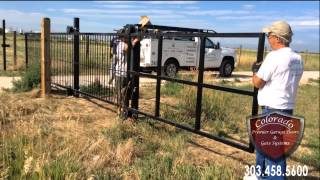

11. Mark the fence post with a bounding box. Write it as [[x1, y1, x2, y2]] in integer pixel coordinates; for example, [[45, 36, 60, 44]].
[[155, 35, 163, 117], [13, 31, 17, 70], [250, 33, 265, 152], [130, 31, 140, 117], [2, 19, 6, 71], [194, 36, 206, 131], [125, 30, 132, 116], [25, 33, 28, 68], [40, 17, 51, 97], [73, 17, 80, 97]]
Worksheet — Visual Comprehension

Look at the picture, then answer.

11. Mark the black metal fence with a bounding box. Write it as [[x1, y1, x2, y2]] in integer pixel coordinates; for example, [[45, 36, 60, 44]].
[[23, 18, 266, 153], [25, 33, 40, 68], [50, 32, 128, 106], [1, 19, 34, 71]]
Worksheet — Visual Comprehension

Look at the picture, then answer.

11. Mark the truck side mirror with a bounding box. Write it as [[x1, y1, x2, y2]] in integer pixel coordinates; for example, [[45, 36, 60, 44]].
[[217, 42, 220, 49]]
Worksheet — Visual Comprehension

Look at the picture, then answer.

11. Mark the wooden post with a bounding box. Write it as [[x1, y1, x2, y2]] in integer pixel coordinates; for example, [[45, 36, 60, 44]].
[[13, 31, 17, 70], [41, 18, 51, 97]]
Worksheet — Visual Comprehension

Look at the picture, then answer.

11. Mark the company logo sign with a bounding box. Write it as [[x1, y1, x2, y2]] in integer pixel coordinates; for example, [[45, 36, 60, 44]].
[[247, 112, 304, 160]]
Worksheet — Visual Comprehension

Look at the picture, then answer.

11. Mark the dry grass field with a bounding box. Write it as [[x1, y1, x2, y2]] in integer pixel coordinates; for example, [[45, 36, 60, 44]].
[[235, 48, 319, 71], [0, 76, 319, 179]]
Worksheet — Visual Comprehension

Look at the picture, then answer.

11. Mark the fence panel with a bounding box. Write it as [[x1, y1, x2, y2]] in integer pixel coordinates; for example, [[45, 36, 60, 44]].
[[25, 33, 41, 68], [50, 32, 129, 106]]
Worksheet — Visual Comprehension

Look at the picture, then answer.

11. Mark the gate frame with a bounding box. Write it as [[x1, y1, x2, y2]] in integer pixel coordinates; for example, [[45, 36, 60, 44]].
[[125, 31, 265, 153]]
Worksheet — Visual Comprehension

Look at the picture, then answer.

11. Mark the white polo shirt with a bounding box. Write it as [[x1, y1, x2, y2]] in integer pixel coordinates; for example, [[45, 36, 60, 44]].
[[256, 47, 304, 109]]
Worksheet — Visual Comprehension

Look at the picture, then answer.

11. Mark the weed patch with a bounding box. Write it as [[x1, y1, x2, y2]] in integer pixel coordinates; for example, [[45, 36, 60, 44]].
[[11, 62, 40, 92]]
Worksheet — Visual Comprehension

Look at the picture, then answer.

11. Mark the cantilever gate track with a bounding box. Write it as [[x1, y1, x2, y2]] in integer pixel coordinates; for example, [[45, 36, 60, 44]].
[[28, 18, 265, 153]]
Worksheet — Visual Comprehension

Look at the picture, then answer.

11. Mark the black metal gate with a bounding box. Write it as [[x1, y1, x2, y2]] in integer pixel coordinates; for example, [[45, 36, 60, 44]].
[[125, 31, 265, 153], [40, 18, 265, 153]]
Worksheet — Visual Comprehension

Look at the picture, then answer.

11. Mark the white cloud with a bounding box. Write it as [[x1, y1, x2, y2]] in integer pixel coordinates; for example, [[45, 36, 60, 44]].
[[94, 1, 134, 4], [290, 20, 319, 27], [217, 15, 266, 20], [101, 4, 148, 9], [242, 4, 255, 10], [185, 6, 200, 10], [141, 1, 198, 5], [0, 9, 47, 31], [62, 8, 174, 15], [182, 10, 250, 16], [47, 8, 57, 12]]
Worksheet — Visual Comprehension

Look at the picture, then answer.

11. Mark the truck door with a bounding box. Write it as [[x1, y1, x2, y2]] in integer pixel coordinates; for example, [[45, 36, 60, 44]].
[[204, 38, 221, 68]]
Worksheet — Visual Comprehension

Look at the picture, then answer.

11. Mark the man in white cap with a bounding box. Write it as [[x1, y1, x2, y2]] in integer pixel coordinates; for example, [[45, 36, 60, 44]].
[[251, 21, 304, 179]]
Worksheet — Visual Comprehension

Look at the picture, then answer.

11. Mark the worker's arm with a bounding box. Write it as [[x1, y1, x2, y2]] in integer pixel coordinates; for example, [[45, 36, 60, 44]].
[[132, 37, 140, 47], [252, 73, 266, 88], [123, 43, 128, 53]]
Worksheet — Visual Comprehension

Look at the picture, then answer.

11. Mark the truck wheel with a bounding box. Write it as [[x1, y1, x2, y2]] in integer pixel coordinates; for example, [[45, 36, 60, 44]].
[[219, 60, 234, 77], [164, 60, 179, 77]]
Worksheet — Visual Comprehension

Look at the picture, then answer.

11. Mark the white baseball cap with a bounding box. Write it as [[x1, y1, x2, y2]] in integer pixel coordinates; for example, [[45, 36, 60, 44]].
[[262, 20, 293, 43]]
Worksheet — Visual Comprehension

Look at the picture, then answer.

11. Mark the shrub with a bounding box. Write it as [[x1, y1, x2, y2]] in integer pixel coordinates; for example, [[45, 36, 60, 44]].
[[12, 62, 40, 92], [80, 79, 114, 96], [161, 81, 183, 96]]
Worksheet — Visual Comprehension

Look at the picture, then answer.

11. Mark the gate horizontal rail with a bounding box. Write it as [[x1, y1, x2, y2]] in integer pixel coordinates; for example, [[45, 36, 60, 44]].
[[133, 71, 254, 96]]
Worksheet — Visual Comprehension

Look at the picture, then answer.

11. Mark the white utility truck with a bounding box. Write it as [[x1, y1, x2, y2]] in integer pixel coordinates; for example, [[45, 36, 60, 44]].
[[137, 25, 237, 77]]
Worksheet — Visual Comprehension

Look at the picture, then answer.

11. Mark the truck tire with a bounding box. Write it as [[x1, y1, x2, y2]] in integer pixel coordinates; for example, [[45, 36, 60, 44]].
[[164, 59, 179, 77], [219, 59, 234, 77]]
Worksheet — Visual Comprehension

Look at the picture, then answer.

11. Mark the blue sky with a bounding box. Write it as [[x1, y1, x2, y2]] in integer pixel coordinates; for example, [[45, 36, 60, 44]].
[[0, 1, 319, 52]]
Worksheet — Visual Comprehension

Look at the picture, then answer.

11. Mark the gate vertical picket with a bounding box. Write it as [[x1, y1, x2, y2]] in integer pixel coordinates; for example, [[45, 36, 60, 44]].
[[155, 35, 163, 117], [73, 17, 80, 97], [131, 30, 140, 116], [2, 19, 6, 71], [13, 31, 17, 70], [24, 33, 28, 68], [194, 36, 206, 131]]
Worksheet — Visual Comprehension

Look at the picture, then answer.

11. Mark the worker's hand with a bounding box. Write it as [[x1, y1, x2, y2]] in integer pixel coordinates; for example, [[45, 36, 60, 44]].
[[251, 61, 262, 73]]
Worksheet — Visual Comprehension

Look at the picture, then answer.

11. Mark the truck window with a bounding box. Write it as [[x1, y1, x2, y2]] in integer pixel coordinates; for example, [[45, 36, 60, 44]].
[[205, 38, 214, 48]]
